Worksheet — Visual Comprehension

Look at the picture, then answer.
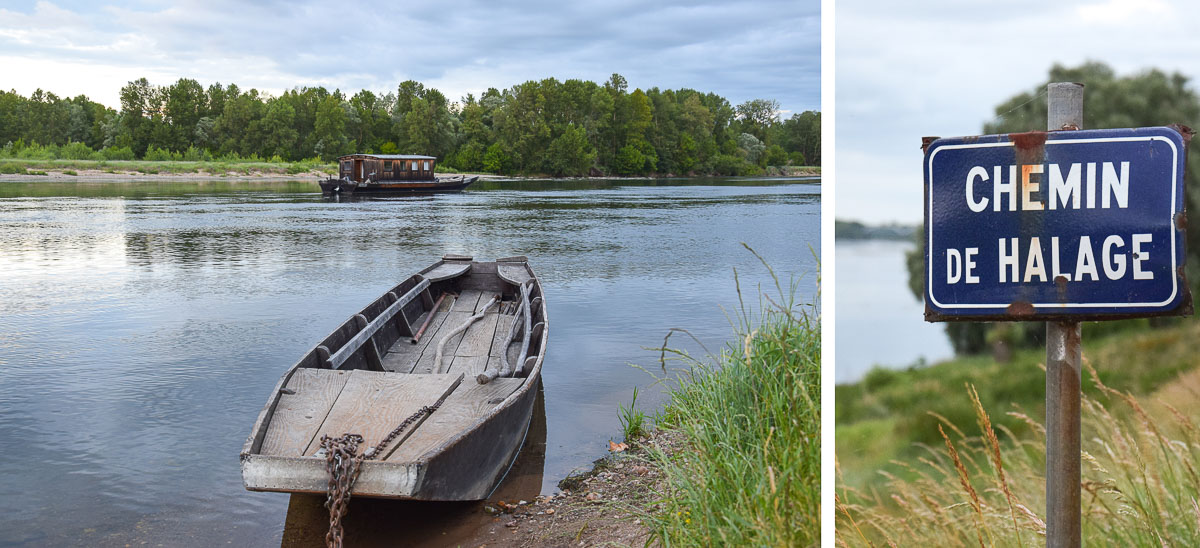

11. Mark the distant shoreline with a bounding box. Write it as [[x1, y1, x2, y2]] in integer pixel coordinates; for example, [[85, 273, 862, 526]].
[[835, 219, 917, 241], [0, 167, 820, 183]]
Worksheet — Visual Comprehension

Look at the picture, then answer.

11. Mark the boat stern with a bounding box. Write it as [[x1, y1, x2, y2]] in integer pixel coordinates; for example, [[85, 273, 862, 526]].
[[318, 179, 341, 194], [241, 453, 427, 499]]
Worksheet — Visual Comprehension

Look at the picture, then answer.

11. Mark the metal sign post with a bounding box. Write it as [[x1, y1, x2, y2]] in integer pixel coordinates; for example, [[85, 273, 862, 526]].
[[1045, 82, 1083, 548], [922, 82, 1192, 548]]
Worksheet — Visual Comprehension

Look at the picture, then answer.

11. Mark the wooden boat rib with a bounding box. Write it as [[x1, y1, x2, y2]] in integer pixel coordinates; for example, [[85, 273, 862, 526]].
[[240, 255, 547, 500]]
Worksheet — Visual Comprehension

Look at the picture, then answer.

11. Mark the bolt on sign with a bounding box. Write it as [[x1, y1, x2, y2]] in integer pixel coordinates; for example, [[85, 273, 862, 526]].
[[923, 126, 1193, 321]]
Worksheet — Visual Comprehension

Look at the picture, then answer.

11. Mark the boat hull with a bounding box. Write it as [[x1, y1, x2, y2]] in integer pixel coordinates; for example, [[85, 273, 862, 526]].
[[319, 176, 477, 195], [240, 256, 547, 501], [240, 384, 535, 500]]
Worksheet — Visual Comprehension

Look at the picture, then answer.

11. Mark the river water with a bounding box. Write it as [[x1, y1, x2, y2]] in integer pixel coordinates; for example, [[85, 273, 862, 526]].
[[834, 239, 953, 383], [0, 177, 819, 546]]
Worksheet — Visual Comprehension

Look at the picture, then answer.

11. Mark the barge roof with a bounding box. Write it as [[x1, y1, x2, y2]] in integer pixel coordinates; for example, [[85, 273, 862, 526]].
[[338, 154, 436, 160]]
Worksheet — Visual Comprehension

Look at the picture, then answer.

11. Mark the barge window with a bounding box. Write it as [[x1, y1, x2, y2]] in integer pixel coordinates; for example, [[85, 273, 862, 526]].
[[410, 161, 416, 171], [423, 161, 430, 171], [384, 161, 393, 171]]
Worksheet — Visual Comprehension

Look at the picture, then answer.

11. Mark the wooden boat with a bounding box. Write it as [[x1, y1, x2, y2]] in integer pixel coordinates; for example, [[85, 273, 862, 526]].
[[319, 154, 478, 195], [240, 255, 547, 500]]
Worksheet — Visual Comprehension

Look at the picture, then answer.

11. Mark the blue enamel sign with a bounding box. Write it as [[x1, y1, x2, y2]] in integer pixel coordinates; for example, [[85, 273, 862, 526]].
[[923, 126, 1191, 321]]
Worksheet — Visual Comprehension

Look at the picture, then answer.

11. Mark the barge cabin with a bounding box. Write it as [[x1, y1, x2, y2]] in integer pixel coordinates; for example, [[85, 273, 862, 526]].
[[321, 154, 477, 195], [339, 154, 438, 182]]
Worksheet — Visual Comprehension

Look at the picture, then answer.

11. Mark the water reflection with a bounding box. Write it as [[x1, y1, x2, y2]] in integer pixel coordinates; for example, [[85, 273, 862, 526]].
[[0, 178, 818, 545]]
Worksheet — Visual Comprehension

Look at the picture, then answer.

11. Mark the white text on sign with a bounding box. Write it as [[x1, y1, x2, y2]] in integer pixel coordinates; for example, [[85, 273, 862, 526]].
[[946, 160, 1153, 285]]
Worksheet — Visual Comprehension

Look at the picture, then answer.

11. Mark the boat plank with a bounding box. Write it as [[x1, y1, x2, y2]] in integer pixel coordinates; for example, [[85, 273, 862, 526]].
[[497, 263, 532, 286], [410, 311, 473, 374], [455, 312, 500, 357], [384, 378, 525, 462], [489, 314, 518, 359], [259, 369, 353, 456], [423, 262, 471, 282], [446, 354, 489, 376], [451, 290, 485, 314], [472, 292, 500, 313], [302, 371, 462, 456], [381, 294, 455, 373]]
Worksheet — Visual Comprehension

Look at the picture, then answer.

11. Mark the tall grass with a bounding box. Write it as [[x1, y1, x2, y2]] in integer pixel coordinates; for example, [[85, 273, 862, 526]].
[[640, 250, 821, 546], [837, 363, 1200, 546], [837, 318, 1200, 489]]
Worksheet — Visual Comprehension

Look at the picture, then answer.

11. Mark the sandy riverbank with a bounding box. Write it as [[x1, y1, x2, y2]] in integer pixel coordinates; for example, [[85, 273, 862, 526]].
[[449, 429, 681, 547]]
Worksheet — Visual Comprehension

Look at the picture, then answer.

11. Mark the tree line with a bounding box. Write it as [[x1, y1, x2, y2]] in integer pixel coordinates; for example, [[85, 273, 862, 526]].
[[0, 74, 819, 176]]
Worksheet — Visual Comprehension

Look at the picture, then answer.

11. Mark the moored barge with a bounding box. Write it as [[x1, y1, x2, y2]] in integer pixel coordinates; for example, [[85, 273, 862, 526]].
[[319, 154, 477, 194]]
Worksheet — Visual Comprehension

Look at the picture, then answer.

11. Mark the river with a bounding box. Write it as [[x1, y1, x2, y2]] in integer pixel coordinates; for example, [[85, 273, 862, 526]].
[[0, 177, 818, 546], [834, 238, 953, 383]]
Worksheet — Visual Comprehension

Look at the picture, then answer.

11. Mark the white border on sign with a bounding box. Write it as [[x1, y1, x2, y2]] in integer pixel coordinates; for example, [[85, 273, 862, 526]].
[[926, 134, 1179, 310]]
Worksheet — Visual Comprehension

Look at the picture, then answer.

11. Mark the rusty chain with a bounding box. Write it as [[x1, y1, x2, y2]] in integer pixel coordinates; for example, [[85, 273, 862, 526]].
[[320, 382, 459, 548], [320, 432, 364, 548]]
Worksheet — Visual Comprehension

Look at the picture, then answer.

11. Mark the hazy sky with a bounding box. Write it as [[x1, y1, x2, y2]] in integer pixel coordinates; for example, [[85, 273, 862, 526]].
[[0, 0, 820, 116], [837, 0, 1199, 224]]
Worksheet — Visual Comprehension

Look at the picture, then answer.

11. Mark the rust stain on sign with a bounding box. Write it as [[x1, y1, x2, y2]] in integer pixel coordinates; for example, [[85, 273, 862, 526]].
[[921, 136, 939, 154], [1009, 131, 1048, 152], [1055, 275, 1070, 303], [1006, 301, 1036, 317]]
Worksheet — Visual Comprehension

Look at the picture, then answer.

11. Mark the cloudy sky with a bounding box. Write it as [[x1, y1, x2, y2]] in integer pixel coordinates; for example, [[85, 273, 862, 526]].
[[837, 0, 1198, 224], [0, 0, 819, 116]]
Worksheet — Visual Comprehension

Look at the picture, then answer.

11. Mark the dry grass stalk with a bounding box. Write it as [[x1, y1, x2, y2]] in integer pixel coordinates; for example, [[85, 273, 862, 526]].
[[838, 378, 1200, 546], [968, 384, 1023, 544], [938, 424, 988, 547]]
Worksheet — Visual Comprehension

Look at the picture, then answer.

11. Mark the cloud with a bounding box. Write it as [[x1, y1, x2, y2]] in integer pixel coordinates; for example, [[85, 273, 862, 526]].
[[0, 0, 820, 115], [1076, 0, 1173, 24], [836, 0, 1200, 224]]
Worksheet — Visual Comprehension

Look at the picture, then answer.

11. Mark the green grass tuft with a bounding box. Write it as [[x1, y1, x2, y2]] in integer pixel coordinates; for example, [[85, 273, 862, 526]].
[[617, 386, 648, 442], [639, 252, 820, 546]]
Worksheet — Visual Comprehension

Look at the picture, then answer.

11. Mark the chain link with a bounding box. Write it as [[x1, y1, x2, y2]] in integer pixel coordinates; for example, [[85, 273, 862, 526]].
[[319, 401, 446, 548], [320, 433, 363, 548]]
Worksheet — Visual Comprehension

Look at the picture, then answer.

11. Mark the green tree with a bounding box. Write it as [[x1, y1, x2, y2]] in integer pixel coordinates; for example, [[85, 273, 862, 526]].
[[764, 144, 789, 166], [348, 90, 382, 151], [259, 98, 298, 159], [0, 90, 28, 146], [613, 144, 644, 175], [779, 111, 820, 166], [737, 133, 766, 165], [735, 98, 780, 142], [313, 93, 349, 160], [118, 78, 157, 156], [545, 124, 596, 176], [482, 142, 512, 174], [164, 78, 206, 151], [214, 89, 266, 156], [677, 133, 698, 173]]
